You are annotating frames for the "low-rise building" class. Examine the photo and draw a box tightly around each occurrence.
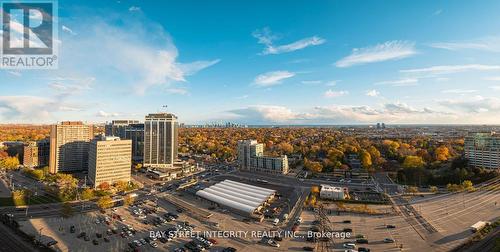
[465,132,500,170]
[237,140,289,174]
[319,185,348,200]
[23,139,49,168]
[88,136,132,188]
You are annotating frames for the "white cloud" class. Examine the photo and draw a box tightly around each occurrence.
[400,64,500,76]
[62,25,76,35]
[165,88,189,95]
[335,40,416,67]
[439,96,500,113]
[433,9,443,16]
[374,78,418,86]
[225,102,455,124]
[483,76,500,81]
[429,37,500,52]
[7,71,21,77]
[324,89,349,98]
[490,86,500,91]
[129,6,141,12]
[96,110,120,117]
[228,105,306,123]
[366,89,380,97]
[325,80,339,86]
[254,71,295,86]
[252,27,325,55]
[61,19,219,95]
[301,80,322,85]
[0,95,79,122]
[441,89,477,94]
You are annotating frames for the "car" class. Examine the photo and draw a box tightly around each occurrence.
[150,241,158,248]
[104,237,110,243]
[383,238,395,243]
[70,225,76,233]
[355,234,365,239]
[356,239,368,244]
[84,235,90,241]
[208,238,217,245]
[176,208,184,213]
[77,232,86,238]
[343,220,352,223]
[222,247,237,252]
[296,217,303,223]
[310,226,320,232]
[106,229,113,235]
[343,243,356,249]
[268,239,280,247]
[312,220,321,225]
[174,248,186,252]
[92,239,99,245]
[96,233,103,238]
[140,238,147,245]
[303,247,315,251]
[128,242,136,249]
[343,228,353,232]
[386,225,396,229]
[46,241,58,246]
[358,247,370,252]
[111,227,118,234]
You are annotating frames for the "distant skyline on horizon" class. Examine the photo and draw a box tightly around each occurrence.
[2,0,500,125]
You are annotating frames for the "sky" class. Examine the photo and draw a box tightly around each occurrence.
[2,0,500,125]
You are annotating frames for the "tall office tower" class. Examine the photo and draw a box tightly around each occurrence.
[125,123,144,162]
[465,132,500,170]
[88,136,132,188]
[237,140,288,175]
[144,113,178,170]
[49,121,94,174]
[23,139,50,168]
[105,120,140,139]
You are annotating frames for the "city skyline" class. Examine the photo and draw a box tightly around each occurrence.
[2,0,500,125]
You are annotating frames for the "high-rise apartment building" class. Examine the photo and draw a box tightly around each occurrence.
[105,120,140,139]
[465,132,500,170]
[237,140,289,174]
[144,113,178,170]
[125,123,144,162]
[23,139,50,168]
[88,136,132,188]
[49,121,94,173]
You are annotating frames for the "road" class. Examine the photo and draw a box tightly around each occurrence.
[0,222,37,252]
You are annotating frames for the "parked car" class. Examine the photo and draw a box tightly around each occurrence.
[386,225,396,229]
[92,239,99,245]
[70,225,75,233]
[303,246,314,251]
[356,238,369,244]
[77,232,86,238]
[343,220,351,223]
[358,247,370,252]
[343,243,356,249]
[383,238,395,243]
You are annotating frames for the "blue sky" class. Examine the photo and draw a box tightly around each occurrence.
[2,0,500,124]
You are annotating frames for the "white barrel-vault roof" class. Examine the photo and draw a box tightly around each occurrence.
[195,180,275,214]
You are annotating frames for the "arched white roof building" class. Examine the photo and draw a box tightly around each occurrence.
[196,179,276,214]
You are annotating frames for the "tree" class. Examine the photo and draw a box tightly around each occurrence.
[98,182,111,191]
[430,186,438,193]
[0,156,20,170]
[278,142,294,154]
[114,181,128,192]
[123,194,135,206]
[403,156,426,169]
[360,150,372,169]
[304,159,323,173]
[435,146,450,161]
[407,186,419,194]
[462,180,474,191]
[80,188,94,200]
[61,202,74,218]
[97,196,114,209]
